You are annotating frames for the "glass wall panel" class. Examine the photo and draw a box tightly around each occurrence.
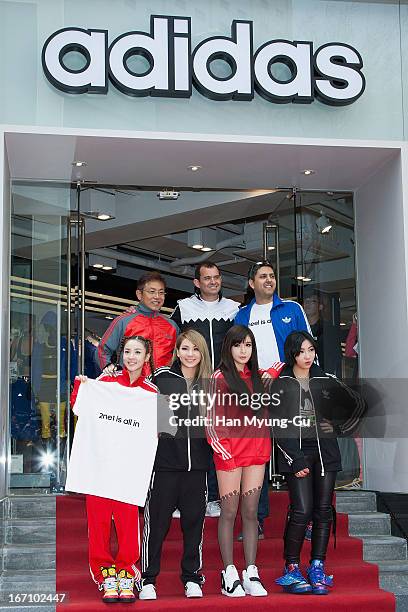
[9,181,74,493]
[297,191,361,487]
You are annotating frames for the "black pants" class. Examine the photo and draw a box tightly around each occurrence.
[142,470,207,585]
[284,453,337,564]
[207,454,219,502]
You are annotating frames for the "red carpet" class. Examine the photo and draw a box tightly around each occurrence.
[57,492,395,611]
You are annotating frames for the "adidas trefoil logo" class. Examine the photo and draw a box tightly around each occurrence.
[282,317,291,323]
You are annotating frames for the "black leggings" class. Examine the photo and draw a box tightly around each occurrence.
[284,454,337,564]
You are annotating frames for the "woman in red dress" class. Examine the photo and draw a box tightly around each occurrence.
[207,325,282,598]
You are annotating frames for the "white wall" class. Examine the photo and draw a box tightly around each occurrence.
[355,149,408,492]
[0,133,11,499]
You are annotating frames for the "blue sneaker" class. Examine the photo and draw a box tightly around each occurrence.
[276,564,312,594]
[307,559,333,595]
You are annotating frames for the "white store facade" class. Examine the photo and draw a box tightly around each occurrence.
[1,0,408,497]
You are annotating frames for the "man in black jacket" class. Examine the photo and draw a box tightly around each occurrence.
[171,262,239,369]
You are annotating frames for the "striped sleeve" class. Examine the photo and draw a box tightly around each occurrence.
[205,370,233,462]
[96,314,128,369]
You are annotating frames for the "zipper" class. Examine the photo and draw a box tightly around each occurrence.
[186,380,195,472]
[309,391,325,476]
[209,319,214,369]
[282,374,327,476]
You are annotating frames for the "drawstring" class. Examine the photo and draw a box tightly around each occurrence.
[316,433,325,476]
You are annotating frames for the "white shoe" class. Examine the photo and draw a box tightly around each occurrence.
[206,501,221,517]
[185,582,203,598]
[139,584,157,600]
[242,565,268,596]
[172,508,181,518]
[221,565,246,597]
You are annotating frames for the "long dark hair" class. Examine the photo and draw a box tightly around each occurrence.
[219,325,264,397]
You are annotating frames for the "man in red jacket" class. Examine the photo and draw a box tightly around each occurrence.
[96,271,179,373]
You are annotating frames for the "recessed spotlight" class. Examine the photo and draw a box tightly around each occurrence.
[340,322,347,326]
[316,212,332,234]
[201,246,212,252]
[296,275,312,282]
[302,169,315,176]
[105,315,114,320]
[192,243,204,250]
[92,263,104,269]
[188,165,202,172]
[102,265,113,271]
[267,246,275,251]
[72,161,87,167]
[97,213,113,221]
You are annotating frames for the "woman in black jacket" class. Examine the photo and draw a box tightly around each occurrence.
[140,329,212,601]
[274,331,365,596]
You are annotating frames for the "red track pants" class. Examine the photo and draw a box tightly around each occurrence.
[86,495,140,585]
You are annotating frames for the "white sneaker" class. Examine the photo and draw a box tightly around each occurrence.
[206,501,221,517]
[139,583,157,600]
[221,565,246,597]
[242,565,268,596]
[172,508,181,518]
[185,582,203,598]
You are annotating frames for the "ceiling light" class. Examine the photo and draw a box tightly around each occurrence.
[188,165,202,172]
[188,228,217,251]
[267,246,275,251]
[296,275,312,282]
[105,315,114,320]
[302,169,315,176]
[316,212,332,234]
[340,322,346,326]
[89,253,117,272]
[97,213,113,221]
[72,161,87,167]
[89,275,97,281]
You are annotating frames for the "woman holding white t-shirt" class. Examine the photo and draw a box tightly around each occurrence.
[70,335,157,604]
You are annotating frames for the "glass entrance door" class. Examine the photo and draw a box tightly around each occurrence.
[9,180,84,493]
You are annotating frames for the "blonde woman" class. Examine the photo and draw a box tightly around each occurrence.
[140,330,212,600]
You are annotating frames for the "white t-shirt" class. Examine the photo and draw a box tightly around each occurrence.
[248,302,279,368]
[200,298,220,310]
[65,379,158,505]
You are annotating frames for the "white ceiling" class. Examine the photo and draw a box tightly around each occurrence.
[5,132,398,192]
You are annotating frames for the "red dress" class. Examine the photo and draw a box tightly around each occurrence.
[207,364,283,471]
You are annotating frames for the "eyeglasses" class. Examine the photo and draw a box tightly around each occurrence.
[247,260,274,279]
[143,289,166,297]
